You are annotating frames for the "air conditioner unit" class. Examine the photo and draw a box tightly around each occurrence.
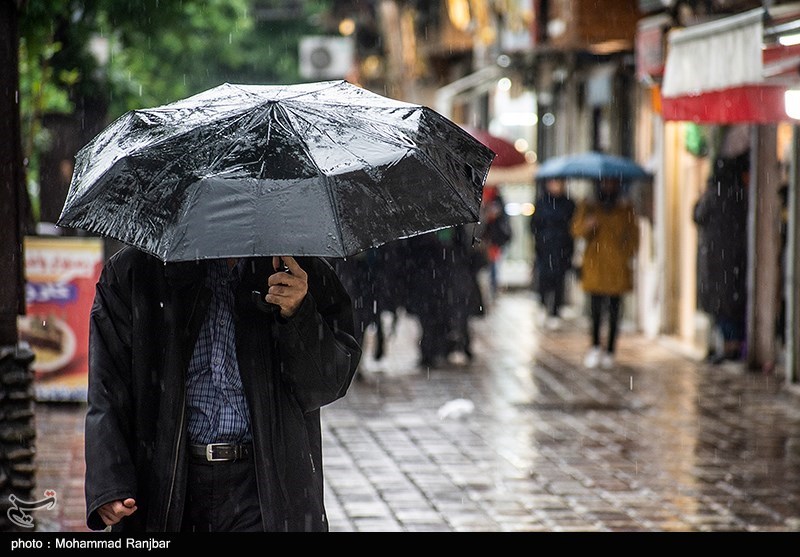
[299,36,355,80]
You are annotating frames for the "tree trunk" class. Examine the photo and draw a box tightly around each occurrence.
[0,0,38,532]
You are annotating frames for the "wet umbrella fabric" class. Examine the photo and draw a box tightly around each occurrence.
[535,151,650,181]
[57,81,494,262]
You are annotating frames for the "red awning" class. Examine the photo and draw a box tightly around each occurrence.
[660,84,788,123]
[661,8,800,123]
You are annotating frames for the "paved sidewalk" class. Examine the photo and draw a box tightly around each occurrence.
[30,291,800,532]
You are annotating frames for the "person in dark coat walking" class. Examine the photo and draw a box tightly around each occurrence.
[530,178,575,329]
[402,227,483,368]
[693,154,749,364]
[84,247,361,532]
[332,248,388,377]
[440,224,485,362]
[403,231,450,367]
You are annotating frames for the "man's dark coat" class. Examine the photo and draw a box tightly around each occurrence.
[85,247,361,531]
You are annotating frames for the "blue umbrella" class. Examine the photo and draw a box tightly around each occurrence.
[535,151,650,181]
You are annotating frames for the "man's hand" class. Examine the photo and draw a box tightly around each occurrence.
[98,498,137,526]
[267,256,308,318]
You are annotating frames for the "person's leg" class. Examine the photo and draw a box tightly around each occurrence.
[590,294,603,348]
[585,294,604,368]
[418,313,437,366]
[715,317,744,361]
[489,260,499,298]
[213,454,263,532]
[373,316,385,361]
[729,318,745,357]
[552,271,566,317]
[606,296,622,354]
[182,460,213,532]
[538,269,549,307]
[419,306,448,367]
[540,288,550,312]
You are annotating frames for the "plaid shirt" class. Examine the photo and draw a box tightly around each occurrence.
[186,259,252,444]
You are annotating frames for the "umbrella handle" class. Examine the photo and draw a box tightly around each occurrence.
[274,257,290,273]
[251,290,281,314]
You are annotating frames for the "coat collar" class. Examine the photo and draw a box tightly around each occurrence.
[163,259,207,289]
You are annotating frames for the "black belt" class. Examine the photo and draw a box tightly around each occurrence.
[189,442,253,462]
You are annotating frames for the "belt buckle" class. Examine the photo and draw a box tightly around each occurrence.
[206,443,236,462]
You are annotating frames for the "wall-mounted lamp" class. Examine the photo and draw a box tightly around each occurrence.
[785,89,800,119]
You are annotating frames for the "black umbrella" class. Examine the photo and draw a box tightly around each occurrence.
[57,81,494,262]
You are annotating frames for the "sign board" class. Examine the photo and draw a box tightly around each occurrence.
[18,236,104,402]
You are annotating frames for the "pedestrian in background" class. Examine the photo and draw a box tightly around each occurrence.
[404,231,450,368]
[571,178,639,369]
[479,185,512,303]
[332,247,388,380]
[693,154,749,364]
[441,224,485,363]
[530,178,575,330]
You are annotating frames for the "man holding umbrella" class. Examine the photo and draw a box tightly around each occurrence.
[86,250,360,532]
[60,81,493,532]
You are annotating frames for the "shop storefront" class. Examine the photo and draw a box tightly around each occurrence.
[638,7,800,383]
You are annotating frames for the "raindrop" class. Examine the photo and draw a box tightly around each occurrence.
[629,376,633,390]
[159,302,164,308]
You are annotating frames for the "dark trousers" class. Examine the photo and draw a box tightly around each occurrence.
[181,453,263,532]
[418,310,449,365]
[716,316,745,343]
[538,270,567,317]
[590,294,622,354]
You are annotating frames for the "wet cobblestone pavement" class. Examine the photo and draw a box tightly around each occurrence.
[31,291,800,532]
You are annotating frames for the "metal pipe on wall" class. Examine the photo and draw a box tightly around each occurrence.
[786,126,800,384]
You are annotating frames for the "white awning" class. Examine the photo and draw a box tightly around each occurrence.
[662,8,765,98]
[660,7,795,123]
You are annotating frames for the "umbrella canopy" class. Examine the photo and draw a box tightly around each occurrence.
[57,81,494,262]
[463,127,527,168]
[534,151,650,182]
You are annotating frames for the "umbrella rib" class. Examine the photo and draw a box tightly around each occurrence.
[273,103,348,257]
[281,106,442,249]
[412,111,489,222]
[286,105,487,226]
[283,103,415,150]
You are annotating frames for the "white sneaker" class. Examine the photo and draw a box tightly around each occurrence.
[600,352,615,369]
[545,316,562,331]
[536,313,547,327]
[583,347,602,369]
